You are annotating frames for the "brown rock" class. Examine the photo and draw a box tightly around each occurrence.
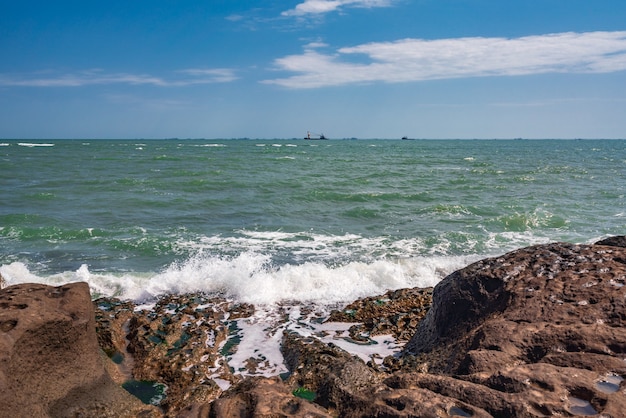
[94,293,256,416]
[387,361,626,417]
[399,241,626,417]
[328,287,432,342]
[404,242,626,368]
[207,376,332,418]
[281,331,493,418]
[0,282,159,417]
[595,235,626,248]
[281,330,381,412]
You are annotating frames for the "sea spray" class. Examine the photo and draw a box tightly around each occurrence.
[0,251,474,305]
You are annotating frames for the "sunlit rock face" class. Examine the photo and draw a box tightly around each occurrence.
[0,282,159,417]
[400,239,626,417]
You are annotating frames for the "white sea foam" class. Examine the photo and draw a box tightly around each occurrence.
[0,250,472,305]
[0,227,554,305]
[190,230,436,263]
[17,143,54,147]
[226,313,289,377]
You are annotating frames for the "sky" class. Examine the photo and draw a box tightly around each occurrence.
[1,0,626,139]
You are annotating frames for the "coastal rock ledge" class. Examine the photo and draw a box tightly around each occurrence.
[1,237,625,417]
[0,282,160,417]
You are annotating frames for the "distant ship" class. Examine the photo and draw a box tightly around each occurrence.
[305,131,327,140]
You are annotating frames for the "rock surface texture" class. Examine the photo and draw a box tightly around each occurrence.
[94,294,259,416]
[399,240,626,417]
[1,237,625,417]
[0,282,159,418]
[327,287,433,343]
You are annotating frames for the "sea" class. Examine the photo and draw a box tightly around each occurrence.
[1,138,625,377]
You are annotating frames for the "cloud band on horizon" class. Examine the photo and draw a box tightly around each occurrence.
[263,31,626,88]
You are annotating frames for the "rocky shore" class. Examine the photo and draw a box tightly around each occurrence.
[1,237,625,417]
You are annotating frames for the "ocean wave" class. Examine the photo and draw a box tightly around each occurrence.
[17,143,55,147]
[0,251,475,305]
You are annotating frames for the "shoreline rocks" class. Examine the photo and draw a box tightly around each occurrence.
[327,287,433,343]
[1,236,625,417]
[0,282,159,417]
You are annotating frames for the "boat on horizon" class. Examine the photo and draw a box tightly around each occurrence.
[305,131,327,140]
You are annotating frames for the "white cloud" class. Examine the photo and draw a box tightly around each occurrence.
[0,68,237,87]
[176,68,238,83]
[225,14,245,22]
[304,41,329,49]
[263,31,626,88]
[282,0,393,17]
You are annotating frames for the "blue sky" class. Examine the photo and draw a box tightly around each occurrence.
[1,0,626,139]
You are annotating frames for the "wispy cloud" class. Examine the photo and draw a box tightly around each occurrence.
[263,31,626,88]
[0,68,238,87]
[176,68,238,83]
[225,14,245,22]
[282,0,393,17]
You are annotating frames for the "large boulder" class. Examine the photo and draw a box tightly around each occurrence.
[400,240,626,416]
[0,282,159,417]
[595,235,626,247]
[403,241,626,371]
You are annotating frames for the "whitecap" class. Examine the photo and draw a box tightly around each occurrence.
[18,143,54,147]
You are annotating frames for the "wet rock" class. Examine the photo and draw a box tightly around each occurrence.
[206,376,332,418]
[595,235,626,248]
[0,282,159,417]
[328,287,432,342]
[282,331,493,418]
[94,293,256,416]
[281,330,381,413]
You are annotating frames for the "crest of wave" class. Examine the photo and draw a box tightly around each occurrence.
[133,251,469,305]
[1,252,475,305]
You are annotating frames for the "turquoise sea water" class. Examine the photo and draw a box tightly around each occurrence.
[1,139,624,304]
